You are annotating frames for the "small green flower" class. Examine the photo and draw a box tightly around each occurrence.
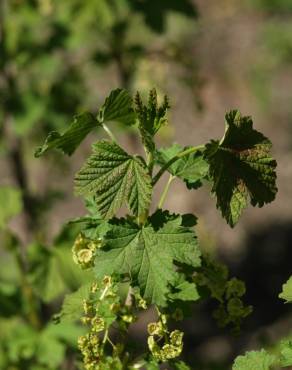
[78,335,88,348]
[81,316,91,325]
[91,282,99,293]
[91,316,105,332]
[72,233,99,269]
[83,299,94,315]
[170,330,183,347]
[147,321,163,336]
[137,296,147,310]
[148,335,161,359]
[78,248,93,263]
[148,329,184,362]
[121,314,135,323]
[161,343,181,361]
[102,275,113,287]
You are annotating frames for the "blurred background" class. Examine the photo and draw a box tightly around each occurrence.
[1,0,292,369]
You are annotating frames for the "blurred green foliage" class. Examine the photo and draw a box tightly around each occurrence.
[0,0,199,142]
[249,0,292,12]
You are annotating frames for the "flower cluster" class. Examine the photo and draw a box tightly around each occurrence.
[72,233,102,269]
[77,277,139,369]
[213,278,253,333]
[147,317,184,362]
[78,332,101,370]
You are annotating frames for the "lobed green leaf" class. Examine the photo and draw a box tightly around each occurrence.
[34,112,98,157]
[232,350,277,370]
[204,110,277,227]
[94,211,201,306]
[98,88,136,126]
[34,89,135,158]
[74,140,152,219]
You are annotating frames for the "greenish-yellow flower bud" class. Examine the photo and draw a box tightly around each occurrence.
[121,314,135,323]
[170,330,183,347]
[147,321,163,336]
[91,316,105,332]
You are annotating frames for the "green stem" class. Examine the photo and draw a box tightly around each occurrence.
[158,175,174,209]
[152,145,205,186]
[102,329,116,349]
[146,151,154,177]
[100,285,110,300]
[102,123,117,142]
[137,147,154,225]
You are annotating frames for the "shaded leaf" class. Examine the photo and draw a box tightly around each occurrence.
[155,143,209,189]
[204,110,277,227]
[168,278,200,302]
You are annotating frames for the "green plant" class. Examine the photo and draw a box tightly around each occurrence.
[232,276,292,370]
[0,0,200,236]
[36,88,277,369]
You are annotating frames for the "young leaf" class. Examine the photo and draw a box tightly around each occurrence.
[204,110,277,227]
[279,276,292,303]
[34,112,98,157]
[35,89,135,158]
[94,211,201,306]
[155,144,209,189]
[135,89,169,153]
[98,88,136,126]
[74,140,152,219]
[232,350,277,370]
